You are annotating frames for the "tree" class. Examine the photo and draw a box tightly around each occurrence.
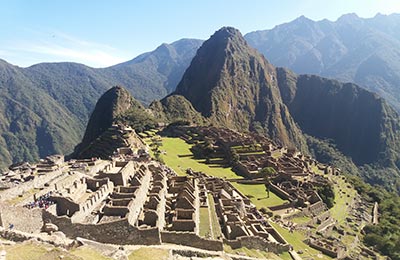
[258,167,276,177]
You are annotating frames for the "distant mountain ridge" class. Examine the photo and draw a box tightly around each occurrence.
[0,39,202,167]
[245,13,400,112]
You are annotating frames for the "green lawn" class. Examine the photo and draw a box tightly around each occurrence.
[208,193,222,239]
[128,248,169,260]
[231,183,287,209]
[3,242,82,260]
[269,222,332,260]
[148,137,241,179]
[329,175,356,224]
[199,207,211,238]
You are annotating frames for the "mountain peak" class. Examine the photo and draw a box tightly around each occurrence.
[199,27,248,51]
[294,15,313,23]
[337,13,361,23]
[73,85,141,156]
[214,26,242,37]
[173,27,308,151]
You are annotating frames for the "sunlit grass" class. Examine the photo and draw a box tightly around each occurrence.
[199,207,211,238]
[269,222,332,260]
[128,247,169,260]
[231,183,287,209]
[208,193,222,239]
[147,137,241,179]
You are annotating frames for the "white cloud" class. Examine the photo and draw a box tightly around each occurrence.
[1,30,128,67]
[27,43,126,67]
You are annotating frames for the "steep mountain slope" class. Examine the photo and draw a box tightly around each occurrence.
[277,67,400,166]
[0,60,82,167]
[0,39,201,167]
[73,86,155,158]
[245,13,400,112]
[149,95,205,124]
[172,27,308,152]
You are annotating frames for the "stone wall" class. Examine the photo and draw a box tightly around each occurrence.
[268,202,294,211]
[269,183,291,201]
[97,161,135,186]
[72,181,114,222]
[224,236,290,254]
[0,204,43,233]
[306,201,326,216]
[160,231,223,251]
[309,241,337,258]
[43,210,160,245]
[127,167,151,225]
[0,169,63,201]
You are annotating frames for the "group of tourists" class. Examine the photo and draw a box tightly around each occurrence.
[24,191,55,209]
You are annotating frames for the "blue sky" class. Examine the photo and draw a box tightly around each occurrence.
[1,0,399,67]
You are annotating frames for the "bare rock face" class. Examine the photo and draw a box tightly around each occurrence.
[42,222,58,234]
[173,27,308,152]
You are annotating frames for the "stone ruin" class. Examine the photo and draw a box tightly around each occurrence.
[0,143,291,254]
[169,126,334,217]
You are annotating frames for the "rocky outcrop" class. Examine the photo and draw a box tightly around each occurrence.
[73,86,154,158]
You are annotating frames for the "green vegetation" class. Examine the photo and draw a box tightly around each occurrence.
[199,207,211,238]
[128,247,169,260]
[116,105,157,133]
[208,193,222,239]
[258,166,276,178]
[348,176,400,260]
[306,135,359,177]
[3,241,87,260]
[315,184,335,208]
[0,39,202,168]
[269,222,332,260]
[147,137,240,178]
[149,95,205,125]
[4,243,49,260]
[231,183,286,208]
[329,176,356,223]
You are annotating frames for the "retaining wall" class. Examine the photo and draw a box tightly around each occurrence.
[161,231,223,251]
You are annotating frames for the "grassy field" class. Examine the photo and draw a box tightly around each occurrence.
[231,183,287,209]
[199,207,211,238]
[329,175,356,224]
[269,222,332,260]
[128,247,169,260]
[1,242,109,260]
[208,193,222,239]
[146,137,241,179]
